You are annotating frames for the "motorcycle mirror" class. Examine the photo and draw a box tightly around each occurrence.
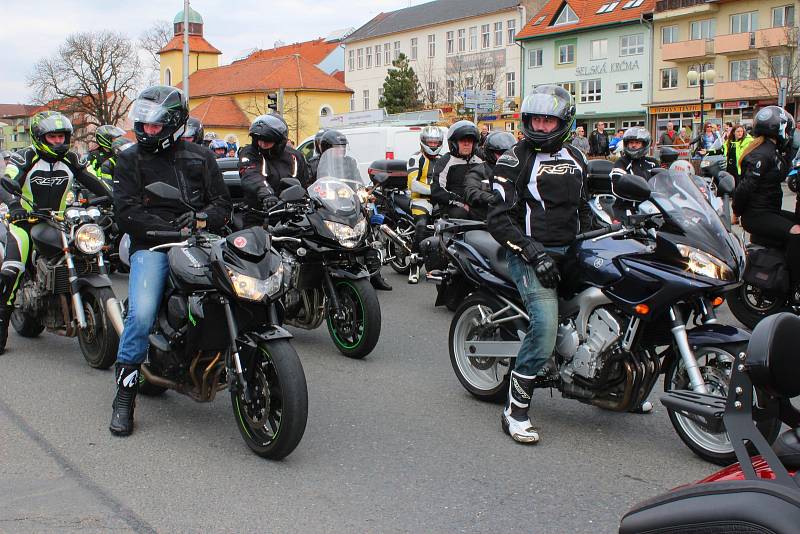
[612,174,651,203]
[145,182,182,201]
[717,172,736,195]
[279,185,306,202]
[1,177,21,196]
[280,177,302,189]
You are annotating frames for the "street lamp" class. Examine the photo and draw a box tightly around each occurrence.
[687,65,716,136]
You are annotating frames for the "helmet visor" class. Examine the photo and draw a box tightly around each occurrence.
[129,99,173,125]
[35,114,73,135]
[521,92,571,119]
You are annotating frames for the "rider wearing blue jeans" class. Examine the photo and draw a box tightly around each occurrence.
[110,86,230,436]
[488,85,590,444]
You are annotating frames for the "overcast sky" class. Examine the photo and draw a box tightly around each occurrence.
[2,0,428,104]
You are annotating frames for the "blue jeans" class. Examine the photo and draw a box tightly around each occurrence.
[505,247,565,377]
[116,250,170,365]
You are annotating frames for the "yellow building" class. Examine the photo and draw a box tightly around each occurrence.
[158,6,353,145]
[650,0,796,138]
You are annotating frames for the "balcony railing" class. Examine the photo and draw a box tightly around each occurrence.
[655,0,711,13]
[714,79,773,100]
[662,39,714,61]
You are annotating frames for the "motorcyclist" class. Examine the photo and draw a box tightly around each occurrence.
[463,131,516,221]
[406,126,444,284]
[487,85,590,444]
[87,124,126,187]
[238,113,309,229]
[109,85,231,436]
[610,127,658,181]
[0,111,111,354]
[182,117,204,144]
[734,106,799,299]
[202,131,217,148]
[0,150,12,175]
[210,139,228,159]
[307,129,327,181]
[430,120,483,218]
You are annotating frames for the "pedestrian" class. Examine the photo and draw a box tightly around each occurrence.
[608,129,624,153]
[516,130,524,141]
[570,125,590,154]
[658,121,678,147]
[692,123,723,158]
[588,121,610,157]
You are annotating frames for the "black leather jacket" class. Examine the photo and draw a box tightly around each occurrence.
[430,152,482,206]
[239,144,309,227]
[733,140,789,216]
[113,140,231,254]
[463,161,497,220]
[610,155,659,180]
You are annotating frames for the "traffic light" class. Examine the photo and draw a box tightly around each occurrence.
[267,92,278,112]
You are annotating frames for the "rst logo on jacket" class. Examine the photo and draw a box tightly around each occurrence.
[28,172,70,186]
[536,162,581,177]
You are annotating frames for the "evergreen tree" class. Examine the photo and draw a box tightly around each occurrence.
[379,54,421,114]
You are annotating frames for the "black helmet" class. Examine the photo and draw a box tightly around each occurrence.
[447,120,479,159]
[483,131,516,165]
[319,129,348,154]
[249,113,288,159]
[313,129,328,155]
[658,146,679,166]
[622,127,651,160]
[183,117,204,144]
[30,111,73,159]
[129,85,188,153]
[95,124,126,155]
[753,106,796,150]
[420,126,444,157]
[520,85,575,153]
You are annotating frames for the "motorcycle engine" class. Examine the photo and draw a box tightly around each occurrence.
[556,308,622,381]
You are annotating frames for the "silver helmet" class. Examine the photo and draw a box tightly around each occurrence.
[420,126,444,157]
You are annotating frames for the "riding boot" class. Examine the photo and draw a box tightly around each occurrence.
[109,363,140,436]
[370,271,392,291]
[408,264,420,284]
[501,371,540,444]
[0,305,12,355]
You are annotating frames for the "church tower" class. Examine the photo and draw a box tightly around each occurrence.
[158,6,221,87]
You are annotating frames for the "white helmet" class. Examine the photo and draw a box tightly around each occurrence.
[420,126,444,157]
[669,160,695,175]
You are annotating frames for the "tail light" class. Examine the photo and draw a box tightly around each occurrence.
[385,151,394,160]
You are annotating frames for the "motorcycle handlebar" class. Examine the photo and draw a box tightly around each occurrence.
[146,230,186,239]
[575,223,623,241]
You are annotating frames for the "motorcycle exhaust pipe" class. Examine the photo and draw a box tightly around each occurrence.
[141,365,177,391]
[106,297,125,336]
[379,224,413,254]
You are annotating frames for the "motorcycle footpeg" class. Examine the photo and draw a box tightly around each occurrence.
[148,333,171,352]
[426,269,446,282]
[660,390,726,433]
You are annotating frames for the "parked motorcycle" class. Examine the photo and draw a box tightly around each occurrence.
[1,178,123,369]
[367,159,417,274]
[132,182,308,460]
[431,171,774,465]
[621,312,800,533]
[270,151,382,359]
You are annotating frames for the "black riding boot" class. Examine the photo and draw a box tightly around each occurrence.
[110,363,140,436]
[370,271,393,291]
[0,305,13,355]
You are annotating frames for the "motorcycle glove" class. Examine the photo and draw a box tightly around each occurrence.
[8,206,28,222]
[531,252,560,289]
[262,196,280,211]
[173,211,195,229]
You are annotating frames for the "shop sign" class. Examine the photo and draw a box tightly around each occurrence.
[500,113,520,119]
[716,101,749,109]
[479,115,498,121]
[575,59,639,77]
[650,103,712,113]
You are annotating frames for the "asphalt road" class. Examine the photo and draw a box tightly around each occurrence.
[0,268,747,534]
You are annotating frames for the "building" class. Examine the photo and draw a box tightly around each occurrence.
[158,6,353,145]
[0,105,38,152]
[516,0,655,134]
[235,32,352,76]
[343,0,546,132]
[650,0,797,140]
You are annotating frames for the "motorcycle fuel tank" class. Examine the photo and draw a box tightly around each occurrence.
[168,246,212,290]
[565,236,650,287]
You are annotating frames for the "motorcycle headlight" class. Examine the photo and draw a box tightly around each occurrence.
[677,244,734,281]
[228,263,284,302]
[74,224,105,254]
[324,217,367,248]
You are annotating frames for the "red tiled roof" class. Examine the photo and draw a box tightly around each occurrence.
[238,38,338,66]
[517,0,654,39]
[331,70,345,83]
[159,34,221,54]
[190,96,250,128]
[0,104,37,118]
[179,55,353,97]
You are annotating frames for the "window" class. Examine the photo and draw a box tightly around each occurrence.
[428,34,435,57]
[622,120,645,128]
[427,81,437,103]
[690,19,715,40]
[772,5,794,27]
[730,58,759,81]
[366,46,372,68]
[446,31,454,54]
[410,38,417,60]
[616,82,629,92]
[558,43,575,64]
[631,81,643,91]
[378,87,384,101]
[482,24,490,48]
[375,46,381,67]
[446,79,455,102]
[458,29,466,52]
[661,67,678,89]
[393,41,400,60]
[384,43,391,65]
[164,68,172,86]
[484,74,494,91]
[350,94,355,111]
[590,39,608,60]
[507,19,516,43]
[730,11,758,34]
[771,54,790,77]
[363,89,369,110]
[465,76,474,91]
[688,63,715,87]
[494,22,503,46]
[469,26,477,51]
[320,106,332,118]
[357,48,363,69]
[557,81,576,99]
[506,72,516,97]
[620,33,644,56]
[580,79,601,102]
[596,2,620,13]
[554,4,579,25]
[529,48,543,67]
[662,25,678,45]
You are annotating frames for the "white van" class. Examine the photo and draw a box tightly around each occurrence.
[297,125,448,185]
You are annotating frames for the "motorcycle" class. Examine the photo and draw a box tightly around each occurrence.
[270,150,382,359]
[131,182,308,460]
[0,177,123,369]
[431,171,779,465]
[621,312,800,533]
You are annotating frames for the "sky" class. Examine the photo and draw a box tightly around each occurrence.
[1,0,429,104]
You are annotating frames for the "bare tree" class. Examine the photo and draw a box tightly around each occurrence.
[415,56,446,108]
[446,52,505,109]
[139,20,172,86]
[242,92,309,144]
[28,31,141,143]
[756,25,800,108]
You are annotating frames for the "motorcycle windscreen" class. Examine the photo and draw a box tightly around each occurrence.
[307,177,360,219]
[316,149,364,192]
[649,170,738,268]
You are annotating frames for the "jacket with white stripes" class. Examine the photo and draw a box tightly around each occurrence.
[429,152,482,207]
[487,140,590,260]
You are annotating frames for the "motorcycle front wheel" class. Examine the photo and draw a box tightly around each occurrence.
[726,284,787,330]
[326,278,381,359]
[78,286,119,369]
[664,342,781,466]
[231,339,308,460]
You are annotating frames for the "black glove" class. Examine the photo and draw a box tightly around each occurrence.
[174,211,195,229]
[8,204,27,221]
[531,252,560,289]
[262,196,280,211]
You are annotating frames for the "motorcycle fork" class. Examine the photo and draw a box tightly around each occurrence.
[221,297,251,403]
[61,231,87,329]
[321,268,342,318]
[669,305,709,394]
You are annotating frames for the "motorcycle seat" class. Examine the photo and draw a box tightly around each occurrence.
[773,428,800,470]
[463,230,512,282]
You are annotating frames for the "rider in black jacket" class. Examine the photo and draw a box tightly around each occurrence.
[463,131,516,220]
[430,120,482,218]
[610,127,658,180]
[110,86,231,437]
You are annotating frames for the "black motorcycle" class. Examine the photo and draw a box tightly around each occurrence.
[429,172,779,465]
[1,178,122,369]
[270,151,382,359]
[367,159,417,274]
[133,182,308,460]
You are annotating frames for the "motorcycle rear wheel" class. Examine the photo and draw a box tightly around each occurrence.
[726,284,787,330]
[231,339,308,460]
[78,286,119,369]
[11,309,44,338]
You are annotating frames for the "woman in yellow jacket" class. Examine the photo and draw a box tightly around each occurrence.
[724,123,753,224]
